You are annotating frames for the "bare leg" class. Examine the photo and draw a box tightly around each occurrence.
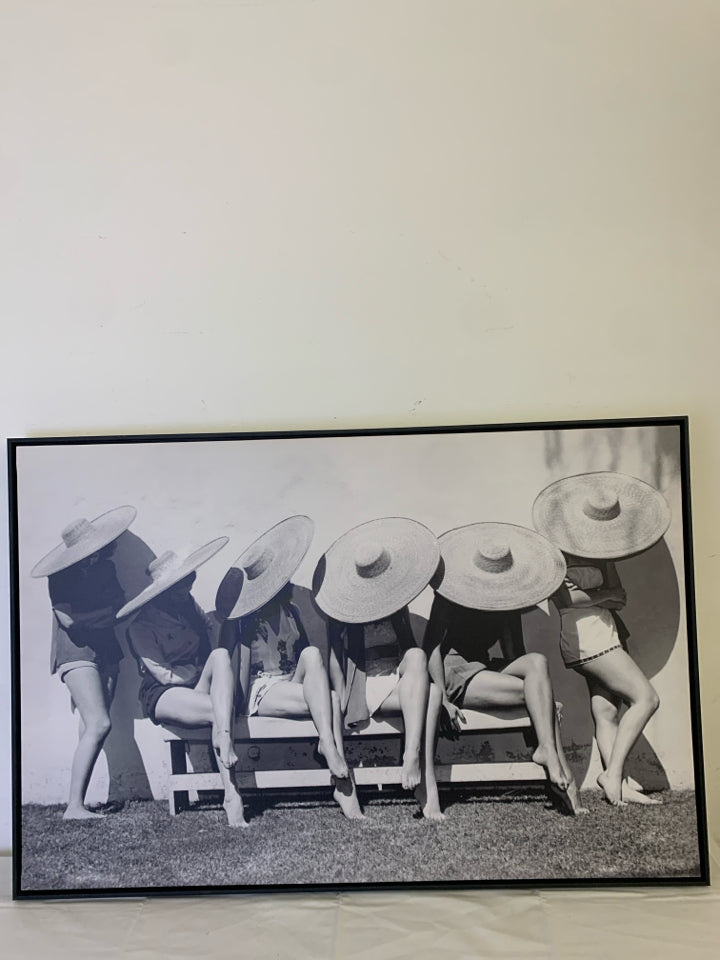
[195,648,237,769]
[330,690,365,820]
[258,647,348,779]
[414,683,445,820]
[155,682,248,828]
[462,654,569,791]
[586,676,660,805]
[553,711,588,815]
[62,665,113,819]
[380,648,429,790]
[578,649,660,806]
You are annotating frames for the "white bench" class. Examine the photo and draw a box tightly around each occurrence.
[160,708,546,816]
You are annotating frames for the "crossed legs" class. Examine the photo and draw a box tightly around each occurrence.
[258,646,348,780]
[379,648,444,819]
[460,653,586,815]
[154,648,248,827]
[579,648,660,806]
[62,664,116,819]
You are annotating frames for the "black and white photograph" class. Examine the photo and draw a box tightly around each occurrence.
[9,418,708,897]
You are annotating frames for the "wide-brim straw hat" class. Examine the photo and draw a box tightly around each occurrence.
[434,522,567,611]
[532,471,671,560]
[314,517,441,624]
[31,506,138,578]
[214,516,314,620]
[116,537,229,618]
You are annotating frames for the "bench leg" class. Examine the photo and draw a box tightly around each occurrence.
[168,740,191,816]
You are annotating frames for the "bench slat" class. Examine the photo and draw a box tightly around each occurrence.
[168,760,545,793]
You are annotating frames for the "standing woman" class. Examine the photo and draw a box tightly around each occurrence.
[423,522,586,816]
[118,537,249,827]
[534,471,671,806]
[215,517,358,817]
[314,517,445,820]
[31,506,137,820]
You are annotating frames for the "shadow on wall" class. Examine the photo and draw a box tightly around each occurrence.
[104,530,157,804]
[543,424,680,492]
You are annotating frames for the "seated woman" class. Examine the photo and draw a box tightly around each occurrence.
[424,522,586,816]
[32,506,137,820]
[534,472,669,806]
[315,517,445,820]
[215,516,361,820]
[118,537,249,828]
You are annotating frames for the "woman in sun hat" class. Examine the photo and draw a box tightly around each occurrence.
[534,471,671,807]
[118,537,248,828]
[31,506,137,820]
[215,517,361,818]
[315,517,445,821]
[423,522,587,816]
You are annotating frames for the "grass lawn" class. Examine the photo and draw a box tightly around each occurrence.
[20,788,701,893]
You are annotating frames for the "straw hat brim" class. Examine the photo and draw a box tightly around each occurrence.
[116,537,229,619]
[314,517,441,624]
[434,522,567,612]
[216,516,314,620]
[532,472,671,560]
[31,506,138,578]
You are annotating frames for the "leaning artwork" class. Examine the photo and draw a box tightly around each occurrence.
[8,418,708,898]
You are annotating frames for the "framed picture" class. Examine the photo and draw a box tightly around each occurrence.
[9,417,709,899]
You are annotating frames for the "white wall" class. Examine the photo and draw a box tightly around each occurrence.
[2,1,719,858]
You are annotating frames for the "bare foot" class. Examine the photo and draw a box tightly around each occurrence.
[533,745,570,791]
[63,805,105,820]
[626,776,644,792]
[317,738,349,780]
[622,782,661,805]
[212,728,238,769]
[597,770,626,807]
[548,779,588,816]
[332,776,366,820]
[223,793,250,828]
[414,781,446,821]
[401,751,422,791]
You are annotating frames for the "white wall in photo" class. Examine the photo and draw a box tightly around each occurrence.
[15,426,693,805]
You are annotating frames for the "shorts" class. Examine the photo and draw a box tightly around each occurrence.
[53,624,122,677]
[139,674,196,725]
[365,669,400,717]
[559,608,629,668]
[245,673,292,717]
[58,658,119,684]
[444,652,515,705]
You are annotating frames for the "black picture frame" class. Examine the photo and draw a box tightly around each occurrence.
[8,416,709,899]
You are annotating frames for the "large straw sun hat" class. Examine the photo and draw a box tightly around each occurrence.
[214,516,314,620]
[532,471,671,560]
[116,537,229,618]
[31,506,137,578]
[313,517,440,624]
[434,522,567,611]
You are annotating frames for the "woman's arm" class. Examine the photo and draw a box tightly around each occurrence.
[558,580,626,609]
[127,622,200,686]
[52,603,116,631]
[423,599,465,732]
[327,619,346,698]
[236,631,252,715]
[390,605,419,653]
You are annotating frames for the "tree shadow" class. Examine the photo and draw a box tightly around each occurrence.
[104,530,157,803]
